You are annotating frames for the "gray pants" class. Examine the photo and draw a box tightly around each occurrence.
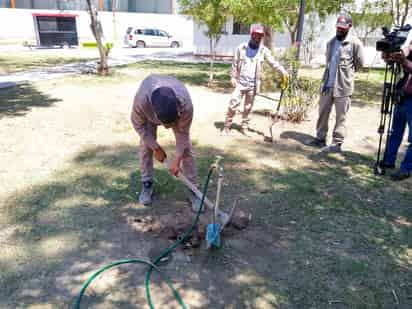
[316,91,351,144]
[139,123,198,186]
[224,84,255,129]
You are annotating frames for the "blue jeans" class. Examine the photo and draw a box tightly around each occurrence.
[384,97,412,173]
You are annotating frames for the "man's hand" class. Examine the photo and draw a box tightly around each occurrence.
[169,156,183,177]
[382,51,405,64]
[153,146,167,162]
[382,52,394,64]
[392,51,406,63]
[231,78,238,88]
[280,72,289,90]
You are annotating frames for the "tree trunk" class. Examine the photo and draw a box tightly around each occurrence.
[290,29,296,47]
[209,37,214,83]
[263,26,273,49]
[401,0,410,26]
[86,0,109,75]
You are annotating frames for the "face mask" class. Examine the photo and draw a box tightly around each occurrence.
[248,39,259,49]
[336,30,348,41]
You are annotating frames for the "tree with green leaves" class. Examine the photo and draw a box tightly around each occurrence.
[227,0,352,47]
[350,1,393,45]
[302,12,323,64]
[227,0,284,48]
[389,0,411,26]
[179,0,230,82]
[350,0,412,47]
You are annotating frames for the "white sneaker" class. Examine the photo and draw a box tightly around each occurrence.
[320,143,342,153]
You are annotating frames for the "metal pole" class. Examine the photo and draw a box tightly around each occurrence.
[112,0,117,45]
[295,0,306,60]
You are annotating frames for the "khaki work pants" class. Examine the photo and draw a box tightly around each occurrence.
[224,84,255,130]
[316,91,351,144]
[139,123,198,186]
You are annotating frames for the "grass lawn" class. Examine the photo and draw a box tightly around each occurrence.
[0,61,410,308]
[0,53,98,75]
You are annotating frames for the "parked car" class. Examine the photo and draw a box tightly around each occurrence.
[124,27,182,48]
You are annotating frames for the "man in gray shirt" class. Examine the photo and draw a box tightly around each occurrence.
[308,14,365,152]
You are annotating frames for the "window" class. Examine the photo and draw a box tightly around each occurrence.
[57,17,77,32]
[233,21,250,35]
[57,0,78,10]
[37,18,58,32]
[0,0,11,8]
[134,29,143,35]
[36,16,77,32]
[143,29,156,36]
[35,16,78,46]
[158,30,168,37]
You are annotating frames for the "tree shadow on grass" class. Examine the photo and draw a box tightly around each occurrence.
[0,83,61,119]
[0,139,411,308]
[280,130,314,145]
[130,60,233,93]
[352,77,384,108]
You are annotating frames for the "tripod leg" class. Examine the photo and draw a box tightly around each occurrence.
[375,64,392,175]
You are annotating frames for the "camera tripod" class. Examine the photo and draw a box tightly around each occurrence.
[374,62,402,175]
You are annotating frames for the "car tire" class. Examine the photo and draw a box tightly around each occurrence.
[170,41,180,48]
[136,40,146,48]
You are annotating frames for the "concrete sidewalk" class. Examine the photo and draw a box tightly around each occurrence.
[0,47,218,89]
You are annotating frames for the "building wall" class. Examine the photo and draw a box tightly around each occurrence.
[305,14,387,67]
[135,0,170,14]
[1,0,175,13]
[194,18,291,56]
[0,6,392,66]
[0,8,194,48]
[13,0,94,10]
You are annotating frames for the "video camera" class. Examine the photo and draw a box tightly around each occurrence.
[376,24,412,53]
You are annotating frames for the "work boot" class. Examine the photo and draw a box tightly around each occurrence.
[139,181,153,205]
[391,169,411,181]
[188,192,204,213]
[320,143,342,153]
[306,138,326,148]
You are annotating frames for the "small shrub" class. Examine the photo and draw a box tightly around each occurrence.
[81,41,113,55]
[261,48,320,123]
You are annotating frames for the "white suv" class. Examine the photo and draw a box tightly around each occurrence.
[124,27,182,48]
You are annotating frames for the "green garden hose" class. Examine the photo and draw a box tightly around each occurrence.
[74,167,214,309]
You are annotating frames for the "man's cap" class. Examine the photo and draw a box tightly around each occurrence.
[151,87,178,124]
[251,25,265,36]
[336,14,352,30]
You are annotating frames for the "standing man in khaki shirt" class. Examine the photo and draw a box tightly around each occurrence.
[308,14,365,152]
[131,74,201,210]
[223,25,289,136]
